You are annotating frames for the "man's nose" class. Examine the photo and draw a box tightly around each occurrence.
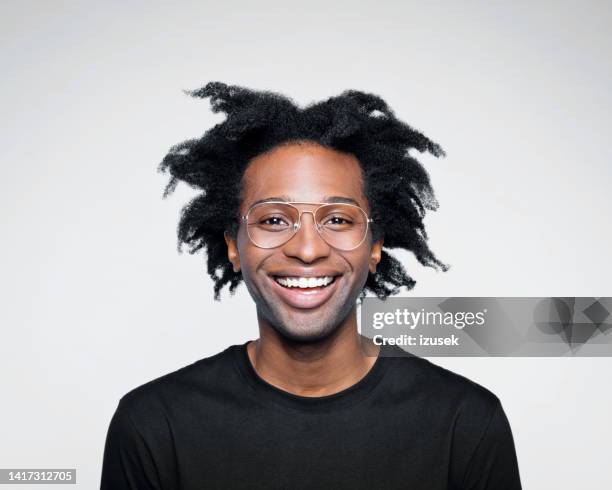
[282,211,330,262]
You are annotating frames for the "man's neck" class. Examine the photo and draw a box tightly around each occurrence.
[246,312,380,398]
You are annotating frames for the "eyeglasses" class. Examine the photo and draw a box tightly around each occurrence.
[241,201,374,251]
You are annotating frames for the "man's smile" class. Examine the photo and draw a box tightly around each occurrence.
[274,276,335,288]
[267,272,343,309]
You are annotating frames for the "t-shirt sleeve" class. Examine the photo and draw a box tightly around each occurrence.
[460,401,522,490]
[100,400,163,490]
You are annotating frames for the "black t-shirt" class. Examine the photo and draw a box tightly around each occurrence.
[100,342,522,489]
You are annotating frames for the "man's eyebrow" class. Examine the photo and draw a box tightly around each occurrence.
[323,196,362,206]
[248,195,362,207]
[249,196,292,207]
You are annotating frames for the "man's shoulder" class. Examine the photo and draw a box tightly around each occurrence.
[382,345,501,416]
[116,344,241,418]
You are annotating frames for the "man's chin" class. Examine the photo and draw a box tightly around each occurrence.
[269,312,342,343]
[270,318,339,344]
[256,292,357,343]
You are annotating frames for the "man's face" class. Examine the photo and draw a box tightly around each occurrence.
[224,142,384,342]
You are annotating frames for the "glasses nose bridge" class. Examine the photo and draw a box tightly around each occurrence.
[294,208,321,233]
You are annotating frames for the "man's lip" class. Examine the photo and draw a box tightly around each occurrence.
[268,270,343,278]
[268,274,341,309]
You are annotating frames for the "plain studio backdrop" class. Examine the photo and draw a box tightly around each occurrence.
[1,1,611,488]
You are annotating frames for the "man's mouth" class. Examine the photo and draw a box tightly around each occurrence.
[273,275,337,289]
[269,274,341,309]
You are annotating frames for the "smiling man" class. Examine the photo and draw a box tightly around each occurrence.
[101,82,522,489]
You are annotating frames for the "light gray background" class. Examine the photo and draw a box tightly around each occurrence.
[1,0,610,488]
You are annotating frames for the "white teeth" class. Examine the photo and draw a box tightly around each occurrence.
[275,276,335,288]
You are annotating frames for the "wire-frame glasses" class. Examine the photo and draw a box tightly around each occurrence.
[241,201,374,251]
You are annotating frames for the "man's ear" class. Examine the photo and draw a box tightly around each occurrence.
[224,231,241,273]
[369,238,384,274]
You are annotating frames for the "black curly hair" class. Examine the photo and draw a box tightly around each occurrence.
[157,81,449,301]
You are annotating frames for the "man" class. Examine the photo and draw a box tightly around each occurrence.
[101,82,522,489]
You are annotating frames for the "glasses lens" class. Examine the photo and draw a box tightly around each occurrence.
[315,204,369,250]
[247,203,299,248]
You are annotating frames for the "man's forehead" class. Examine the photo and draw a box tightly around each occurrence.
[240,143,368,210]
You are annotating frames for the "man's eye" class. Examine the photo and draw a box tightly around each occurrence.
[324,216,353,226]
[260,216,290,227]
